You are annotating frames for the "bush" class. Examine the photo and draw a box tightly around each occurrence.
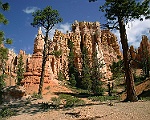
[91,80,104,95]
[110,60,124,79]
[52,50,62,58]
[88,95,119,102]
[92,85,104,96]
[134,75,146,85]
[32,92,42,99]
[40,100,61,110]
[139,97,150,101]
[40,102,52,110]
[59,94,72,100]
[0,107,16,118]
[51,97,61,108]
[69,74,76,87]
[0,74,6,104]
[58,94,85,108]
[80,77,92,90]
[64,97,85,108]
[58,71,65,81]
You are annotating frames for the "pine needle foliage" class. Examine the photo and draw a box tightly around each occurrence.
[0,0,12,104]
[99,0,150,102]
[16,55,24,85]
[31,6,62,95]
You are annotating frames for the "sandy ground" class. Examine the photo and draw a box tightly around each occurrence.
[6,101,150,120]
[3,78,150,120]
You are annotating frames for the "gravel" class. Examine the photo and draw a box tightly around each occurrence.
[7,101,150,120]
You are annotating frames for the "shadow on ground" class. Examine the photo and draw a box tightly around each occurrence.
[0,99,48,117]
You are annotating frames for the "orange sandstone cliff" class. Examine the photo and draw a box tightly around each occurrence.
[5,21,123,93]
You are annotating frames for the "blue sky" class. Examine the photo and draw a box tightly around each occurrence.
[1,0,150,54]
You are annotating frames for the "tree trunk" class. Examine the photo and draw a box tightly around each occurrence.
[118,18,138,102]
[146,49,149,77]
[38,32,49,95]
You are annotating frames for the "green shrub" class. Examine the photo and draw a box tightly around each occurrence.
[0,107,16,118]
[58,71,65,81]
[64,97,85,108]
[134,75,146,85]
[110,60,124,79]
[139,97,150,101]
[88,96,105,101]
[32,92,43,99]
[52,50,62,58]
[58,94,85,108]
[40,102,51,110]
[0,74,6,104]
[51,97,61,108]
[59,94,72,100]
[88,96,119,102]
[92,85,104,96]
[72,88,91,94]
[69,74,76,87]
[74,98,85,106]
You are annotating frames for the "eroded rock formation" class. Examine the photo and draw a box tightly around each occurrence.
[129,35,150,68]
[21,28,55,89]
[70,21,122,79]
[52,21,122,80]
[5,21,123,92]
[5,49,30,86]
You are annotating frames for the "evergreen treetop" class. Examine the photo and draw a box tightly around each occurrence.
[100,0,150,29]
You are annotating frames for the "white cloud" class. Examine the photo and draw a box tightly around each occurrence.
[112,18,150,49]
[41,23,71,40]
[23,7,39,14]
[57,23,71,33]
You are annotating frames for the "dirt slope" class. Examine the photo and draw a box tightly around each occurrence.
[7,101,150,120]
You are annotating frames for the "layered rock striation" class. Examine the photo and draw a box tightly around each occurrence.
[6,21,123,91]
[129,35,150,68]
[21,28,55,88]
[70,21,122,79]
[51,21,122,80]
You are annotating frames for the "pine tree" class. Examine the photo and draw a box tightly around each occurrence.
[31,6,62,95]
[68,40,79,87]
[0,1,11,75]
[80,47,92,90]
[110,60,124,79]
[99,0,150,102]
[91,52,104,95]
[0,0,12,103]
[69,74,76,87]
[16,55,24,85]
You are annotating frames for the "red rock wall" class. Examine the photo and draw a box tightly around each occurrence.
[7,21,123,89]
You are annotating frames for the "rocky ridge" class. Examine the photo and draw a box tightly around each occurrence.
[5,21,150,94]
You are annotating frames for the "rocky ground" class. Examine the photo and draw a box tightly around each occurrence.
[1,77,149,120]
[4,100,150,120]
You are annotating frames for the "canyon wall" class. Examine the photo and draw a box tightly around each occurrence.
[130,35,150,68]
[5,21,123,90]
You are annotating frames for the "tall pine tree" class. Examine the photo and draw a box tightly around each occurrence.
[16,55,24,85]
[99,0,150,102]
[80,46,92,90]
[0,0,12,103]
[68,40,79,87]
[91,52,104,95]
[31,6,62,95]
